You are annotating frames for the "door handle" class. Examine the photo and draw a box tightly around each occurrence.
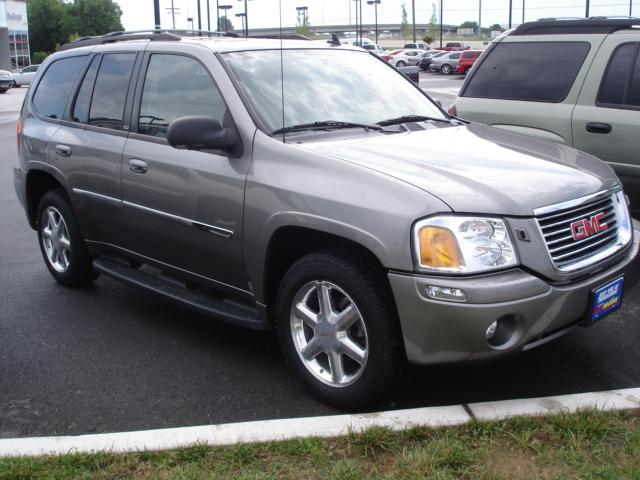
[55,144,72,157]
[129,159,148,174]
[586,122,612,134]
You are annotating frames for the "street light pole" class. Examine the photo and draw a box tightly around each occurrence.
[359,0,363,44]
[585,0,590,18]
[522,0,525,23]
[439,0,443,48]
[412,0,416,42]
[244,0,249,37]
[508,0,513,28]
[153,0,161,29]
[197,0,202,31]
[367,0,380,44]
[353,0,359,43]
[207,0,211,32]
[478,0,481,38]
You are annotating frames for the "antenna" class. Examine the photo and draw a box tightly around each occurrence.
[279,0,286,143]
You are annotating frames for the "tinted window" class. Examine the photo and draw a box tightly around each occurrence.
[88,53,136,130]
[72,56,100,124]
[138,54,227,138]
[450,53,461,59]
[463,42,590,102]
[33,56,86,120]
[598,43,640,107]
[628,48,640,106]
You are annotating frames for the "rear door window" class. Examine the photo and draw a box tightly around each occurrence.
[72,56,101,124]
[598,43,640,108]
[32,56,86,120]
[88,53,136,130]
[462,41,590,102]
[137,54,227,138]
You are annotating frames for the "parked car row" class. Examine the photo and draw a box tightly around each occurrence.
[0,64,40,93]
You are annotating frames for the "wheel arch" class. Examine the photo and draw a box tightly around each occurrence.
[25,169,67,229]
[261,225,390,314]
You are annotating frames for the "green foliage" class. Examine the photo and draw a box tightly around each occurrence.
[459,21,479,31]
[422,34,433,45]
[32,51,48,64]
[26,0,67,54]
[217,16,234,32]
[400,3,410,40]
[489,23,504,32]
[26,0,123,54]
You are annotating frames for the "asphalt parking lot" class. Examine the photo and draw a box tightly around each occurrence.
[1,78,639,439]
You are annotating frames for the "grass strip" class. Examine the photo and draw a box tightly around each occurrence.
[1,408,639,479]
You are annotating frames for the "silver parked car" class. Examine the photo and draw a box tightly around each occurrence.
[429,51,461,74]
[12,64,40,87]
[14,31,639,409]
[391,48,423,67]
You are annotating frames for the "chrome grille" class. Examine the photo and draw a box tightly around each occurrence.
[536,193,622,271]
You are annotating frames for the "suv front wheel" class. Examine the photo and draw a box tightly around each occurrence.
[441,64,452,75]
[37,189,99,287]
[276,250,403,409]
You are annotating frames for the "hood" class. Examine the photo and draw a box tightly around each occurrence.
[296,122,619,216]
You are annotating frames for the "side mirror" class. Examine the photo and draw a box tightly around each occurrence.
[167,116,240,154]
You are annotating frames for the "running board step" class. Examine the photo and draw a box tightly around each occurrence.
[92,257,266,330]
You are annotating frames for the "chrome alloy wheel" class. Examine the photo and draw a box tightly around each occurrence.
[290,280,369,388]
[41,206,71,273]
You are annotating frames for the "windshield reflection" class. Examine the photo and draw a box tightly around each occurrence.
[223,48,445,133]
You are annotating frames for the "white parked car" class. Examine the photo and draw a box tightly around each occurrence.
[12,64,40,87]
[390,49,423,67]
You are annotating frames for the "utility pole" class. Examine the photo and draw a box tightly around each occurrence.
[353,0,359,43]
[359,0,363,44]
[630,0,632,16]
[154,0,161,29]
[166,0,178,29]
[412,0,416,42]
[207,0,211,31]
[368,0,380,44]
[197,0,202,31]
[508,0,513,28]
[244,0,249,36]
[478,0,481,38]
[522,0,525,23]
[439,0,443,48]
[585,0,590,18]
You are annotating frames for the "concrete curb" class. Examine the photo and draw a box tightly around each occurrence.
[1,388,639,458]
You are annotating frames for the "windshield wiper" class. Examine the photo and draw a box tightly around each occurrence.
[272,120,386,135]
[376,114,452,126]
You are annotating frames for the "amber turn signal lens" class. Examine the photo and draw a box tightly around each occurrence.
[418,226,462,268]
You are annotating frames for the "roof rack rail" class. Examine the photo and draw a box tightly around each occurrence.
[249,34,310,41]
[512,17,640,36]
[58,29,238,51]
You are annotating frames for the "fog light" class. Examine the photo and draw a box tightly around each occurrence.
[425,285,467,302]
[485,321,498,340]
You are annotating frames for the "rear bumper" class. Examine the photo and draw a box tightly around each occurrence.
[0,80,12,88]
[389,221,640,365]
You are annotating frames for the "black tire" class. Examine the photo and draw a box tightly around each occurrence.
[0,88,7,94]
[36,189,99,287]
[396,60,406,67]
[441,64,452,75]
[276,249,403,410]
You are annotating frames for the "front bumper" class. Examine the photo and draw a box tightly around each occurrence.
[0,79,12,88]
[389,221,640,365]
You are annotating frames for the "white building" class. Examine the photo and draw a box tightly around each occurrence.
[0,0,29,69]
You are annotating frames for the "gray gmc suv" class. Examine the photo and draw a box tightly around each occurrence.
[13,31,640,409]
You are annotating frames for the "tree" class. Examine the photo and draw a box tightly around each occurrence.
[422,34,433,45]
[27,0,68,54]
[295,10,311,36]
[459,21,479,32]
[400,3,410,40]
[64,0,123,38]
[217,16,234,32]
[430,2,437,24]
[489,23,504,32]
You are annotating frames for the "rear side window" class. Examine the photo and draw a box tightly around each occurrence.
[137,54,227,138]
[72,56,100,124]
[598,43,640,108]
[88,53,136,130]
[462,52,475,59]
[32,56,86,120]
[463,42,590,103]
[450,53,461,59]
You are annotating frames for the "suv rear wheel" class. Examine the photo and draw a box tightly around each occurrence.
[276,250,402,409]
[37,189,99,287]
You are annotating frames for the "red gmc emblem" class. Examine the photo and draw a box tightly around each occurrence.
[570,212,609,241]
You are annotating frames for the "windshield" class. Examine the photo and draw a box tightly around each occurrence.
[223,49,445,133]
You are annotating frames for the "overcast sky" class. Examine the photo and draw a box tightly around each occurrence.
[118,0,636,31]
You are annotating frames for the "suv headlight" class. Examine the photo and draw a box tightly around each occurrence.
[413,216,518,274]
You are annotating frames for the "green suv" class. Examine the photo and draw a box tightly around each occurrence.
[451,18,640,217]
